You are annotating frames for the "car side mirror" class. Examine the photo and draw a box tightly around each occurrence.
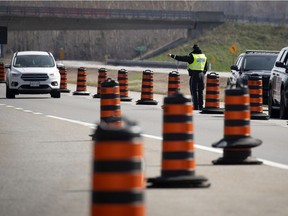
[275,61,285,68]
[4,64,11,69]
[56,63,64,68]
[230,65,238,71]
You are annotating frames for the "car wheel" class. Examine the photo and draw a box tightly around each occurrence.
[268,88,279,118]
[279,90,288,119]
[51,90,61,98]
[6,84,15,99]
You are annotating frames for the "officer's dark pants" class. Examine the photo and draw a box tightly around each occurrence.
[189,71,204,110]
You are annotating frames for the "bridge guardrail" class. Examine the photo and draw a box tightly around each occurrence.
[0,6,224,22]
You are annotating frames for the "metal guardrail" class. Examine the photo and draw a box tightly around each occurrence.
[0,6,285,25]
[0,6,224,21]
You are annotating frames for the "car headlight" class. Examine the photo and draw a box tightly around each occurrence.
[11,71,21,77]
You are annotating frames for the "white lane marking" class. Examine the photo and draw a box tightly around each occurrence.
[142,134,288,170]
[2,103,288,170]
[23,110,32,113]
[45,115,96,129]
[33,112,43,115]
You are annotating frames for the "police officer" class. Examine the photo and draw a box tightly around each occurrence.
[168,44,208,110]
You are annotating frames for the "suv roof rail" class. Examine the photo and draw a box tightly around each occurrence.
[245,50,279,54]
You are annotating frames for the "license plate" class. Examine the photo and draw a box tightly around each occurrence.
[30,81,40,87]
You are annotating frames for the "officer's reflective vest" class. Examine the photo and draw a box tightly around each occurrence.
[187,54,207,71]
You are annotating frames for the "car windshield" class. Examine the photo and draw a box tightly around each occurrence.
[243,55,277,71]
[13,55,55,68]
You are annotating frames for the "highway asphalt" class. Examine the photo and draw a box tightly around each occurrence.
[0,82,288,216]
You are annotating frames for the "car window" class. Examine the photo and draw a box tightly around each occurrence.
[279,50,288,62]
[283,53,288,65]
[242,55,277,71]
[13,55,55,68]
[235,56,243,68]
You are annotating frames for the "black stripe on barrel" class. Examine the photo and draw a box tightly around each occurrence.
[91,119,145,216]
[73,67,90,95]
[100,78,122,127]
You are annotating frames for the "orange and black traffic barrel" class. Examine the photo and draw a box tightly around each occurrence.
[167,71,180,96]
[58,65,70,93]
[91,119,145,216]
[212,87,262,165]
[94,68,108,98]
[0,62,5,83]
[147,92,210,188]
[136,70,158,105]
[73,67,90,95]
[100,78,122,127]
[248,74,268,120]
[117,69,132,102]
[201,72,224,114]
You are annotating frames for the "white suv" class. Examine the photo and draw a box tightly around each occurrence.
[6,51,61,98]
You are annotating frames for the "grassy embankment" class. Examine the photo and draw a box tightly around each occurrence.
[150,23,288,72]
[67,23,288,97]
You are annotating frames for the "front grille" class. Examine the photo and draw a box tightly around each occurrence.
[21,73,49,81]
[20,85,50,89]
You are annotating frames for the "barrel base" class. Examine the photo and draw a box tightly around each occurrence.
[120,96,133,102]
[212,137,262,148]
[212,156,263,165]
[251,112,269,120]
[212,140,263,165]
[136,99,158,105]
[60,89,71,93]
[73,91,90,95]
[200,107,224,114]
[147,175,210,188]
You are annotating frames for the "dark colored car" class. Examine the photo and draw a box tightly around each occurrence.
[227,50,279,104]
[268,46,288,119]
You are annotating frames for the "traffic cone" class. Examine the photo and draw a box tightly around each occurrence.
[0,62,5,83]
[100,78,122,127]
[73,67,90,95]
[91,119,145,216]
[136,70,158,105]
[212,87,263,165]
[201,72,224,114]
[117,69,132,102]
[94,68,107,98]
[248,74,269,120]
[58,65,70,93]
[147,92,210,188]
[167,71,180,96]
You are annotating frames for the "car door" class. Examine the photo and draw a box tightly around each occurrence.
[232,55,243,80]
[274,50,288,103]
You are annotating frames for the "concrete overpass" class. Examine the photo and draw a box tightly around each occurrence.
[0,6,225,38]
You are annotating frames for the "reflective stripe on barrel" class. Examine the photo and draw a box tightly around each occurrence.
[58,66,69,90]
[161,92,195,177]
[140,70,154,100]
[248,75,263,113]
[0,62,5,82]
[76,67,88,91]
[167,71,180,96]
[224,88,251,140]
[100,78,121,127]
[204,73,220,108]
[97,68,108,96]
[91,121,145,216]
[118,69,129,97]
